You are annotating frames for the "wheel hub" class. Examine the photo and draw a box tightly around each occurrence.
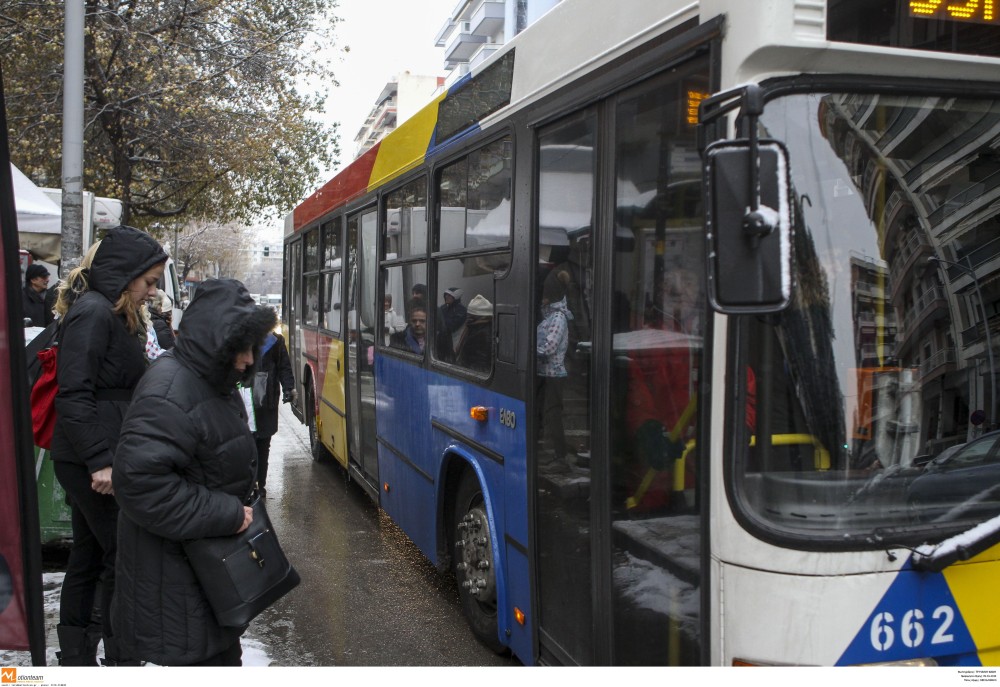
[456,506,496,602]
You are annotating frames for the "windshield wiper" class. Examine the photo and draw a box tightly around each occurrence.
[911,512,1000,572]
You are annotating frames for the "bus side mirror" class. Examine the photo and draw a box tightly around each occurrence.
[704,139,792,313]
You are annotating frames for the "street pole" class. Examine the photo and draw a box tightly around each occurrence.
[61,0,85,272]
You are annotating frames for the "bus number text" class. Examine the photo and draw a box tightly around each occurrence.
[869,605,956,651]
[499,408,517,429]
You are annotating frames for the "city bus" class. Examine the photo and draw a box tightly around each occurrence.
[282,0,1000,666]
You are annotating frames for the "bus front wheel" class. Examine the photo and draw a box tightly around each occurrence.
[452,470,505,654]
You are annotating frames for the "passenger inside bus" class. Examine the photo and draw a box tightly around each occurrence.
[389,299,427,354]
[455,294,493,373]
[383,294,405,345]
[536,271,572,470]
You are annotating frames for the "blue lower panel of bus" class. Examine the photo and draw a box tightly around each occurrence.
[374,354,531,659]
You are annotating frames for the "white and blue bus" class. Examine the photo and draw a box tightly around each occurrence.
[284,0,1000,666]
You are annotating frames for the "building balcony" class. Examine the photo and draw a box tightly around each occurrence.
[445,25,489,64]
[471,0,505,37]
[920,347,957,381]
[469,42,501,69]
[889,233,931,302]
[444,63,471,88]
[372,105,397,131]
[897,287,947,352]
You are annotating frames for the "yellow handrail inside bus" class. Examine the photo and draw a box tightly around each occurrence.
[626,393,697,511]
[626,440,697,511]
[624,432,831,511]
[749,433,831,470]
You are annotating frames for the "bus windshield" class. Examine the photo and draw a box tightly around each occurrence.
[734,91,1000,543]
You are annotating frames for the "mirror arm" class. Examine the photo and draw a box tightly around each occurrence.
[740,85,775,245]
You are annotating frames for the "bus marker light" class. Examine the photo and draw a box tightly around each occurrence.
[514,607,525,625]
[383,482,390,493]
[470,406,489,422]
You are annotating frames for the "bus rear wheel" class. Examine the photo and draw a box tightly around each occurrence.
[452,470,505,654]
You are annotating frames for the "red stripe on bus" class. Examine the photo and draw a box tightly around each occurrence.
[293,141,382,231]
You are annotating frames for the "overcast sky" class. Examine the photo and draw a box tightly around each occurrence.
[261,0,456,240]
[320,0,457,175]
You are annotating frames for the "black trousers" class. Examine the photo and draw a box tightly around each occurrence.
[254,436,272,489]
[52,461,118,638]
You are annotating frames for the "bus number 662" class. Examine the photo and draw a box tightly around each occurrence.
[869,606,955,651]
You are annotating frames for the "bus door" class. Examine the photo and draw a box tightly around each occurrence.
[318,219,349,467]
[603,57,709,666]
[346,208,379,489]
[534,53,710,666]
[534,108,598,665]
[286,238,304,420]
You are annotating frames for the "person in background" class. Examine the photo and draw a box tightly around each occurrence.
[44,279,59,324]
[112,279,277,667]
[390,299,428,354]
[149,288,174,350]
[252,328,295,497]
[536,270,572,470]
[22,262,51,326]
[456,294,493,373]
[438,286,467,336]
[383,294,405,344]
[50,225,168,666]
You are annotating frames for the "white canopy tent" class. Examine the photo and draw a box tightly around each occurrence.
[12,163,62,262]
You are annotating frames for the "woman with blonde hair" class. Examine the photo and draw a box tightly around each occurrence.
[50,225,167,666]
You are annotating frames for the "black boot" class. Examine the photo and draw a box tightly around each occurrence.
[101,635,142,667]
[85,624,102,663]
[56,625,98,666]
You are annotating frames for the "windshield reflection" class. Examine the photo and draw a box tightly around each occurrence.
[736,92,1000,543]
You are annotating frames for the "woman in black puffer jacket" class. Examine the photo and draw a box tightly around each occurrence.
[50,225,168,666]
[112,279,277,666]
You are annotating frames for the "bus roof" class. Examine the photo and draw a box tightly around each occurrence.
[288,0,701,236]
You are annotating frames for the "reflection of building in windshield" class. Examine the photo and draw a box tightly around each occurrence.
[848,255,911,470]
[820,94,1000,460]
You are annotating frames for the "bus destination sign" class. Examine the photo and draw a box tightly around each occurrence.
[909,1,998,25]
[828,0,1000,57]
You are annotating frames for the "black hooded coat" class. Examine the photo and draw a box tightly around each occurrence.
[51,225,168,473]
[111,279,277,665]
[111,279,275,665]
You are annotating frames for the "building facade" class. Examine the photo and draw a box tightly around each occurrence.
[434,0,562,88]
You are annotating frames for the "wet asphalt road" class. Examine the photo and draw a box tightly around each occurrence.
[241,404,520,667]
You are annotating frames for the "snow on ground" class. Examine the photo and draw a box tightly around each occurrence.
[0,573,271,667]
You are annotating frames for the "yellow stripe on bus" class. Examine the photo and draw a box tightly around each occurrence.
[368,92,448,191]
[942,547,1000,665]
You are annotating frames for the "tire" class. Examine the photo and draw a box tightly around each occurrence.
[305,386,329,463]
[452,469,506,654]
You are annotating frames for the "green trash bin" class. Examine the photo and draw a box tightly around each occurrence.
[35,446,72,544]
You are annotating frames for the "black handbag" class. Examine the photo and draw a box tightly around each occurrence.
[183,493,300,627]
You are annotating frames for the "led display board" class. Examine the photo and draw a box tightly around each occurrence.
[828,0,1000,56]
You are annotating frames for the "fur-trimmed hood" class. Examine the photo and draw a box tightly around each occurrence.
[173,279,277,392]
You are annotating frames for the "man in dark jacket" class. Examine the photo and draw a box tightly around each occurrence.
[112,278,277,667]
[21,262,50,326]
[251,330,295,495]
